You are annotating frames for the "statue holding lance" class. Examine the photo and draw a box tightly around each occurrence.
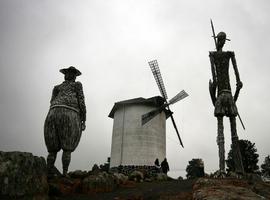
[209,19,245,175]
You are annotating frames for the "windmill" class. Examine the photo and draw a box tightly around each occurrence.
[108,60,188,169]
[142,60,188,147]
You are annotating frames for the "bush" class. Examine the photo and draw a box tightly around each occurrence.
[261,155,270,177]
[226,139,259,173]
[186,158,204,179]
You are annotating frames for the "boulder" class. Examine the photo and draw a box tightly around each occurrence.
[156,173,168,181]
[212,170,226,178]
[145,177,154,182]
[113,173,128,185]
[252,181,270,199]
[49,166,62,177]
[48,177,81,196]
[0,151,48,199]
[262,176,270,182]
[129,170,144,182]
[68,170,88,179]
[193,178,268,200]
[82,172,117,193]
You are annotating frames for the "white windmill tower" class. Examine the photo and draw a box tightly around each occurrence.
[109,60,188,169]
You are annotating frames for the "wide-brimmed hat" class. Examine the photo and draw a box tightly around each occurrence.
[60,66,81,76]
[215,31,230,41]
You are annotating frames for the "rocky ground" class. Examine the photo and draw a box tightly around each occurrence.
[46,169,195,200]
[193,177,270,200]
[1,151,270,200]
[50,179,195,200]
[47,176,270,200]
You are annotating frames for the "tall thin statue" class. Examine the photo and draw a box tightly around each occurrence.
[44,66,86,177]
[209,30,244,175]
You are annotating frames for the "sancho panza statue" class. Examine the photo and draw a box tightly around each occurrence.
[209,32,244,175]
[44,66,86,177]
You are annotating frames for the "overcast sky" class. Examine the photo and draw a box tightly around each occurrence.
[0,0,269,178]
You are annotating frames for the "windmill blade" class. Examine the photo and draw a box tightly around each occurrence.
[168,90,188,105]
[169,114,184,147]
[148,60,168,99]
[141,104,167,125]
[142,107,164,125]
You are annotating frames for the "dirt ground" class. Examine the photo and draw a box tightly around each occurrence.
[52,179,196,200]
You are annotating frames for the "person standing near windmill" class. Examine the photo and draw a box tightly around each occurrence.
[209,21,244,176]
[44,66,86,177]
[161,158,170,175]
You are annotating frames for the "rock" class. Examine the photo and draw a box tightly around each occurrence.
[82,172,117,193]
[129,170,144,182]
[227,171,239,178]
[68,170,88,179]
[213,170,227,178]
[0,151,48,199]
[49,166,62,177]
[193,178,268,200]
[156,173,168,181]
[145,178,153,182]
[113,173,128,185]
[252,181,270,199]
[262,176,270,182]
[48,177,81,196]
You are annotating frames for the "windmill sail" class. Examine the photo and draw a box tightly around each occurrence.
[142,90,188,125]
[141,107,164,125]
[169,114,184,147]
[143,59,187,148]
[148,60,168,99]
[169,90,188,105]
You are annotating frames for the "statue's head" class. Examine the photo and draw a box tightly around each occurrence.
[60,66,81,81]
[216,32,230,50]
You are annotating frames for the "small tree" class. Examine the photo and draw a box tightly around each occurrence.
[226,139,259,173]
[261,155,270,177]
[91,163,100,172]
[186,158,204,179]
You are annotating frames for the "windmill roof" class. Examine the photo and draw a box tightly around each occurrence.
[108,96,166,118]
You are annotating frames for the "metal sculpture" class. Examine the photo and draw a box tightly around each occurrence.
[142,60,188,147]
[209,20,244,175]
[44,66,86,177]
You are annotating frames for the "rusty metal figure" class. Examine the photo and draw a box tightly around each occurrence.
[209,20,244,175]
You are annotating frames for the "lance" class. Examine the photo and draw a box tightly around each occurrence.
[234,87,246,130]
[210,19,246,130]
[211,19,217,50]
[209,19,217,106]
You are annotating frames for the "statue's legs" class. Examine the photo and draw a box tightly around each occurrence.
[47,151,57,175]
[62,150,71,176]
[230,116,244,174]
[217,116,225,172]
